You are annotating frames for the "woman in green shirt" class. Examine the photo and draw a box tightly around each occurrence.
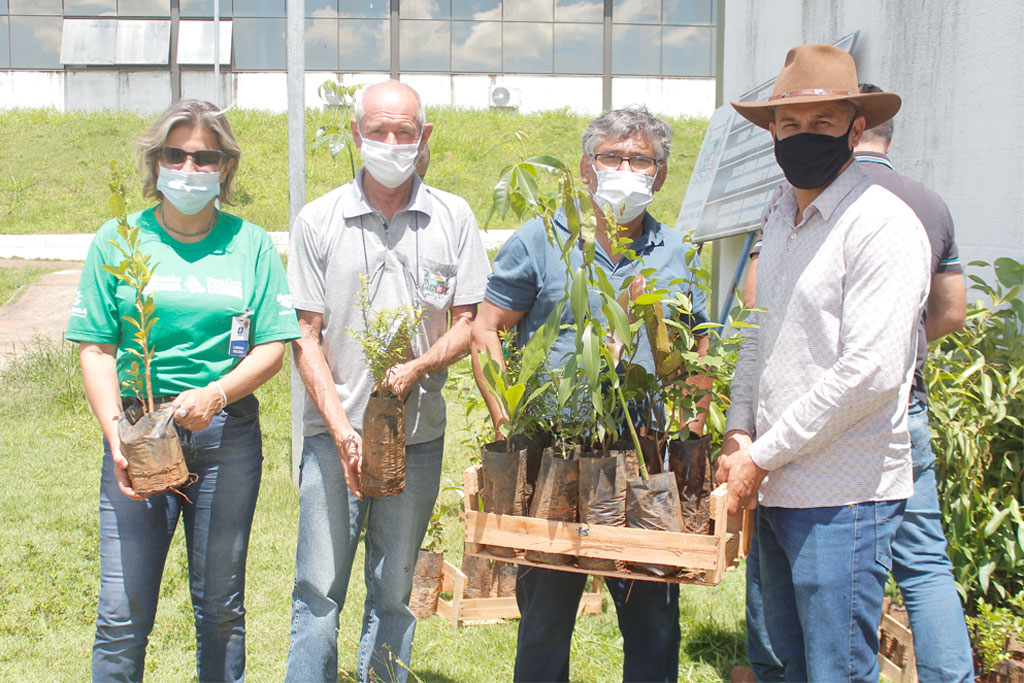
[66,100,300,683]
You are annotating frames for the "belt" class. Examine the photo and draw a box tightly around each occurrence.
[121,394,178,410]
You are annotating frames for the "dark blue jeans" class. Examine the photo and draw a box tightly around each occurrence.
[92,396,263,683]
[514,567,680,682]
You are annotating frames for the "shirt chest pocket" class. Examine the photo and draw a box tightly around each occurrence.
[417,258,457,311]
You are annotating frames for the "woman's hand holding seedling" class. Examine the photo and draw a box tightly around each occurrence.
[171,385,225,431]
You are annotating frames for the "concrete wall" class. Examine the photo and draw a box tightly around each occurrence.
[719,0,1024,287]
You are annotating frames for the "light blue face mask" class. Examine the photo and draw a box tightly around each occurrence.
[156,166,221,215]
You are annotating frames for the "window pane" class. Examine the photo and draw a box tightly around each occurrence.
[503,0,551,21]
[233,17,284,69]
[553,22,599,73]
[402,0,450,19]
[9,0,61,14]
[452,20,499,72]
[662,0,710,24]
[66,0,117,15]
[307,0,337,17]
[661,24,710,75]
[232,0,284,16]
[554,0,600,22]
[339,18,389,70]
[452,0,499,20]
[11,16,62,67]
[613,0,658,24]
[503,21,551,73]
[305,17,338,69]
[119,0,170,16]
[0,18,9,67]
[0,0,7,14]
[180,0,233,17]
[400,19,449,71]
[61,19,116,64]
[116,19,170,64]
[339,0,388,18]
[612,23,658,74]
[177,20,230,64]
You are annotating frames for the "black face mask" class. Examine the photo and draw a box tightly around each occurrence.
[773,119,855,190]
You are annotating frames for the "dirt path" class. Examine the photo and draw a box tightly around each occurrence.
[0,263,82,374]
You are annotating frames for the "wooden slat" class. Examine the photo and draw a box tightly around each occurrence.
[470,548,719,586]
[878,611,917,683]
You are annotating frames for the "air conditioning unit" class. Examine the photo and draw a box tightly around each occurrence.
[489,85,521,110]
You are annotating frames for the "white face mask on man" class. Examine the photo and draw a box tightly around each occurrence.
[359,134,421,189]
[591,166,655,224]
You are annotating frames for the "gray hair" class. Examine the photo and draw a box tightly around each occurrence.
[581,106,673,162]
[133,99,241,205]
[354,80,426,134]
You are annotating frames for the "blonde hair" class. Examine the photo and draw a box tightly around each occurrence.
[133,100,241,205]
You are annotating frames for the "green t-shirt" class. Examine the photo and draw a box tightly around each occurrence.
[66,207,300,397]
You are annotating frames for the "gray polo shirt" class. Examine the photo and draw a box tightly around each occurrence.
[725,162,930,508]
[288,170,489,444]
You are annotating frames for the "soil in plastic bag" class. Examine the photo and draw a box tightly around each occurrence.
[518,432,551,517]
[637,428,666,475]
[490,560,518,597]
[409,549,444,618]
[577,453,626,571]
[118,403,190,499]
[360,393,406,498]
[626,472,685,577]
[481,440,528,557]
[668,435,713,534]
[462,554,492,599]
[526,448,579,566]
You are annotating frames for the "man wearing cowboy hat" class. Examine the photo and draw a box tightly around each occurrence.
[715,44,931,680]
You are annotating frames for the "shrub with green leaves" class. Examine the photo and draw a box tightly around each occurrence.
[347,276,422,397]
[927,257,1023,607]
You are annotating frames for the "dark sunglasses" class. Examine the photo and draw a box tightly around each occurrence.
[158,146,227,169]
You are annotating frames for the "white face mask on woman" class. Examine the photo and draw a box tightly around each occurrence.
[359,135,421,189]
[156,166,221,215]
[591,167,655,224]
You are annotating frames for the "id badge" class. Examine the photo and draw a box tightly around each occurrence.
[229,314,251,357]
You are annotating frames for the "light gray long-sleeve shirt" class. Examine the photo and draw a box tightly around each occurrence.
[725,162,930,508]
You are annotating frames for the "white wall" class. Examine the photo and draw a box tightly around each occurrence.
[720,0,1024,281]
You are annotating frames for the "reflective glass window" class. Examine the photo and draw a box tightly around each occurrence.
[66,0,116,15]
[661,24,710,75]
[233,0,284,16]
[178,20,231,64]
[612,23,658,74]
[402,0,450,19]
[60,19,115,64]
[9,0,61,14]
[179,0,233,17]
[613,0,657,24]
[553,21,599,73]
[452,0,499,20]
[503,0,551,21]
[339,0,388,18]
[0,0,7,14]
[452,20,499,72]
[339,18,389,70]
[10,16,62,67]
[116,19,170,64]
[233,17,285,69]
[306,0,337,17]
[662,0,710,24]
[502,21,551,73]
[554,0,600,22]
[0,18,7,67]
[118,0,171,16]
[305,17,338,69]
[399,19,450,71]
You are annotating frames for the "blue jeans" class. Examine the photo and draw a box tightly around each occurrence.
[92,396,263,683]
[514,568,681,682]
[285,433,444,683]
[757,500,904,682]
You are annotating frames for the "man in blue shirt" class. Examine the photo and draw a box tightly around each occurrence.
[471,106,710,682]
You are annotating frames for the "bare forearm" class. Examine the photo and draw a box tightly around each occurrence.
[469,324,510,431]
[412,310,474,376]
[215,341,286,403]
[80,344,123,446]
[292,335,355,437]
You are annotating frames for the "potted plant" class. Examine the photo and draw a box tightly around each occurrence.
[348,277,421,497]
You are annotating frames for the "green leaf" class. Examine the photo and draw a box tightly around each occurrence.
[994,257,1024,289]
[983,507,1012,537]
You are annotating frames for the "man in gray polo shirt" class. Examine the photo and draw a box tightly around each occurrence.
[285,80,489,682]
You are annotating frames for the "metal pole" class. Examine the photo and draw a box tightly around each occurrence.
[213,0,220,106]
[287,0,306,485]
[170,0,180,102]
[602,0,612,111]
[390,0,400,80]
[715,0,725,108]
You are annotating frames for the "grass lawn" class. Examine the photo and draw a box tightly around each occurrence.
[0,265,57,307]
[0,343,747,681]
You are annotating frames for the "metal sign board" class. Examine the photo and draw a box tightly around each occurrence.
[678,32,859,243]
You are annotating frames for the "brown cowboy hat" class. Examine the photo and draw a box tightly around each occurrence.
[732,44,901,130]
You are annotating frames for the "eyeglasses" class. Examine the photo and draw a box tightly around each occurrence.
[591,153,660,173]
[158,146,227,170]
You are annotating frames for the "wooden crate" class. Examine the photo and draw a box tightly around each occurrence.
[436,558,604,626]
[462,465,752,586]
[878,600,917,683]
